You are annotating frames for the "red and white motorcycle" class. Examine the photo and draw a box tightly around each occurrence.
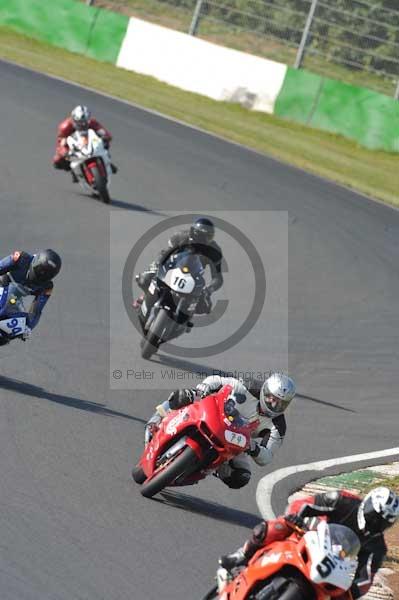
[132,385,258,498]
[67,128,112,204]
[206,519,360,600]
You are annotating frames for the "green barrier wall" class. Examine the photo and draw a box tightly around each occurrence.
[0,0,128,64]
[2,1,398,152]
[275,67,399,152]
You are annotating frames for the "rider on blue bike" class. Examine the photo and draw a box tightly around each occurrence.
[0,249,61,344]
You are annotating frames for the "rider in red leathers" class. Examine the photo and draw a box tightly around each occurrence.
[52,105,117,177]
[219,487,399,599]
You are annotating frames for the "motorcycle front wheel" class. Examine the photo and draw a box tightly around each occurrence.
[202,586,218,600]
[92,165,111,204]
[140,446,198,498]
[251,576,313,600]
[141,308,172,359]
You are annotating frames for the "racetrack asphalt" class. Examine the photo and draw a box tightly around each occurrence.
[0,60,398,599]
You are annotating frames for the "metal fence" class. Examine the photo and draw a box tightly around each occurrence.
[88,0,399,98]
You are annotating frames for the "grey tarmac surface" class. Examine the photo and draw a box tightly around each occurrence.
[0,60,398,600]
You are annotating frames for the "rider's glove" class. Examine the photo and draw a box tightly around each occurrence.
[246,439,261,457]
[284,513,305,530]
[21,327,32,342]
[167,388,196,410]
[219,549,247,571]
[148,261,159,274]
[196,382,213,398]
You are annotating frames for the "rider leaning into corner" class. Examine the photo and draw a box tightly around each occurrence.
[134,217,223,317]
[144,372,296,489]
[52,105,118,180]
[0,249,62,345]
[219,487,399,599]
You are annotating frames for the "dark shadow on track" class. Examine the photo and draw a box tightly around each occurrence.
[157,490,259,528]
[153,358,355,414]
[296,393,357,413]
[0,375,146,423]
[67,190,165,215]
[110,198,166,215]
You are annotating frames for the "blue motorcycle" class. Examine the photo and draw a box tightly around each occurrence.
[0,282,30,345]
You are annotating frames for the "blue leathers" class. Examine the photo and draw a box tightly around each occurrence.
[0,251,53,330]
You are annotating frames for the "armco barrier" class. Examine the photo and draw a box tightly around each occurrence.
[275,68,399,152]
[0,0,128,64]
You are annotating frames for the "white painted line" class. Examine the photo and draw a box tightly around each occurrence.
[256,446,399,520]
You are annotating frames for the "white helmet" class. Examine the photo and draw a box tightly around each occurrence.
[259,372,296,417]
[358,487,399,533]
[71,105,91,131]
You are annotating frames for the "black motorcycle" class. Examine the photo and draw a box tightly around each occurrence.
[138,249,206,359]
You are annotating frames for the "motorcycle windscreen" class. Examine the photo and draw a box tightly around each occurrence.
[0,282,27,317]
[159,248,206,295]
[329,524,360,559]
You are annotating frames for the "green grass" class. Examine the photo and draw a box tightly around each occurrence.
[0,26,397,207]
[91,0,397,97]
[363,475,399,495]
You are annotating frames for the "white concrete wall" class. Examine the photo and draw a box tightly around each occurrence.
[117,18,287,114]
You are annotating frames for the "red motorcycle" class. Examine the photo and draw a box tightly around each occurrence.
[204,520,360,599]
[132,385,259,498]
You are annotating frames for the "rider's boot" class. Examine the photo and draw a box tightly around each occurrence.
[144,413,162,445]
[71,171,78,183]
[111,163,118,174]
[132,294,145,309]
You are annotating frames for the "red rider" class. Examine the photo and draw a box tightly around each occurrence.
[219,487,399,599]
[52,105,117,178]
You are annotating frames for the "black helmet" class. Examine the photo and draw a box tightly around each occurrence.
[27,249,62,285]
[189,218,215,244]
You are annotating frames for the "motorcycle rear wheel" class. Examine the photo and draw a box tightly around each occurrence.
[140,446,198,498]
[92,165,111,204]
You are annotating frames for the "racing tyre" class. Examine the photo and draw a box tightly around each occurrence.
[92,165,111,204]
[132,465,146,484]
[141,309,169,359]
[140,446,198,498]
[141,330,160,360]
[202,586,218,600]
[253,576,312,600]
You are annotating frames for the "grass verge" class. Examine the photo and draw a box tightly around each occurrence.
[0,26,397,207]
